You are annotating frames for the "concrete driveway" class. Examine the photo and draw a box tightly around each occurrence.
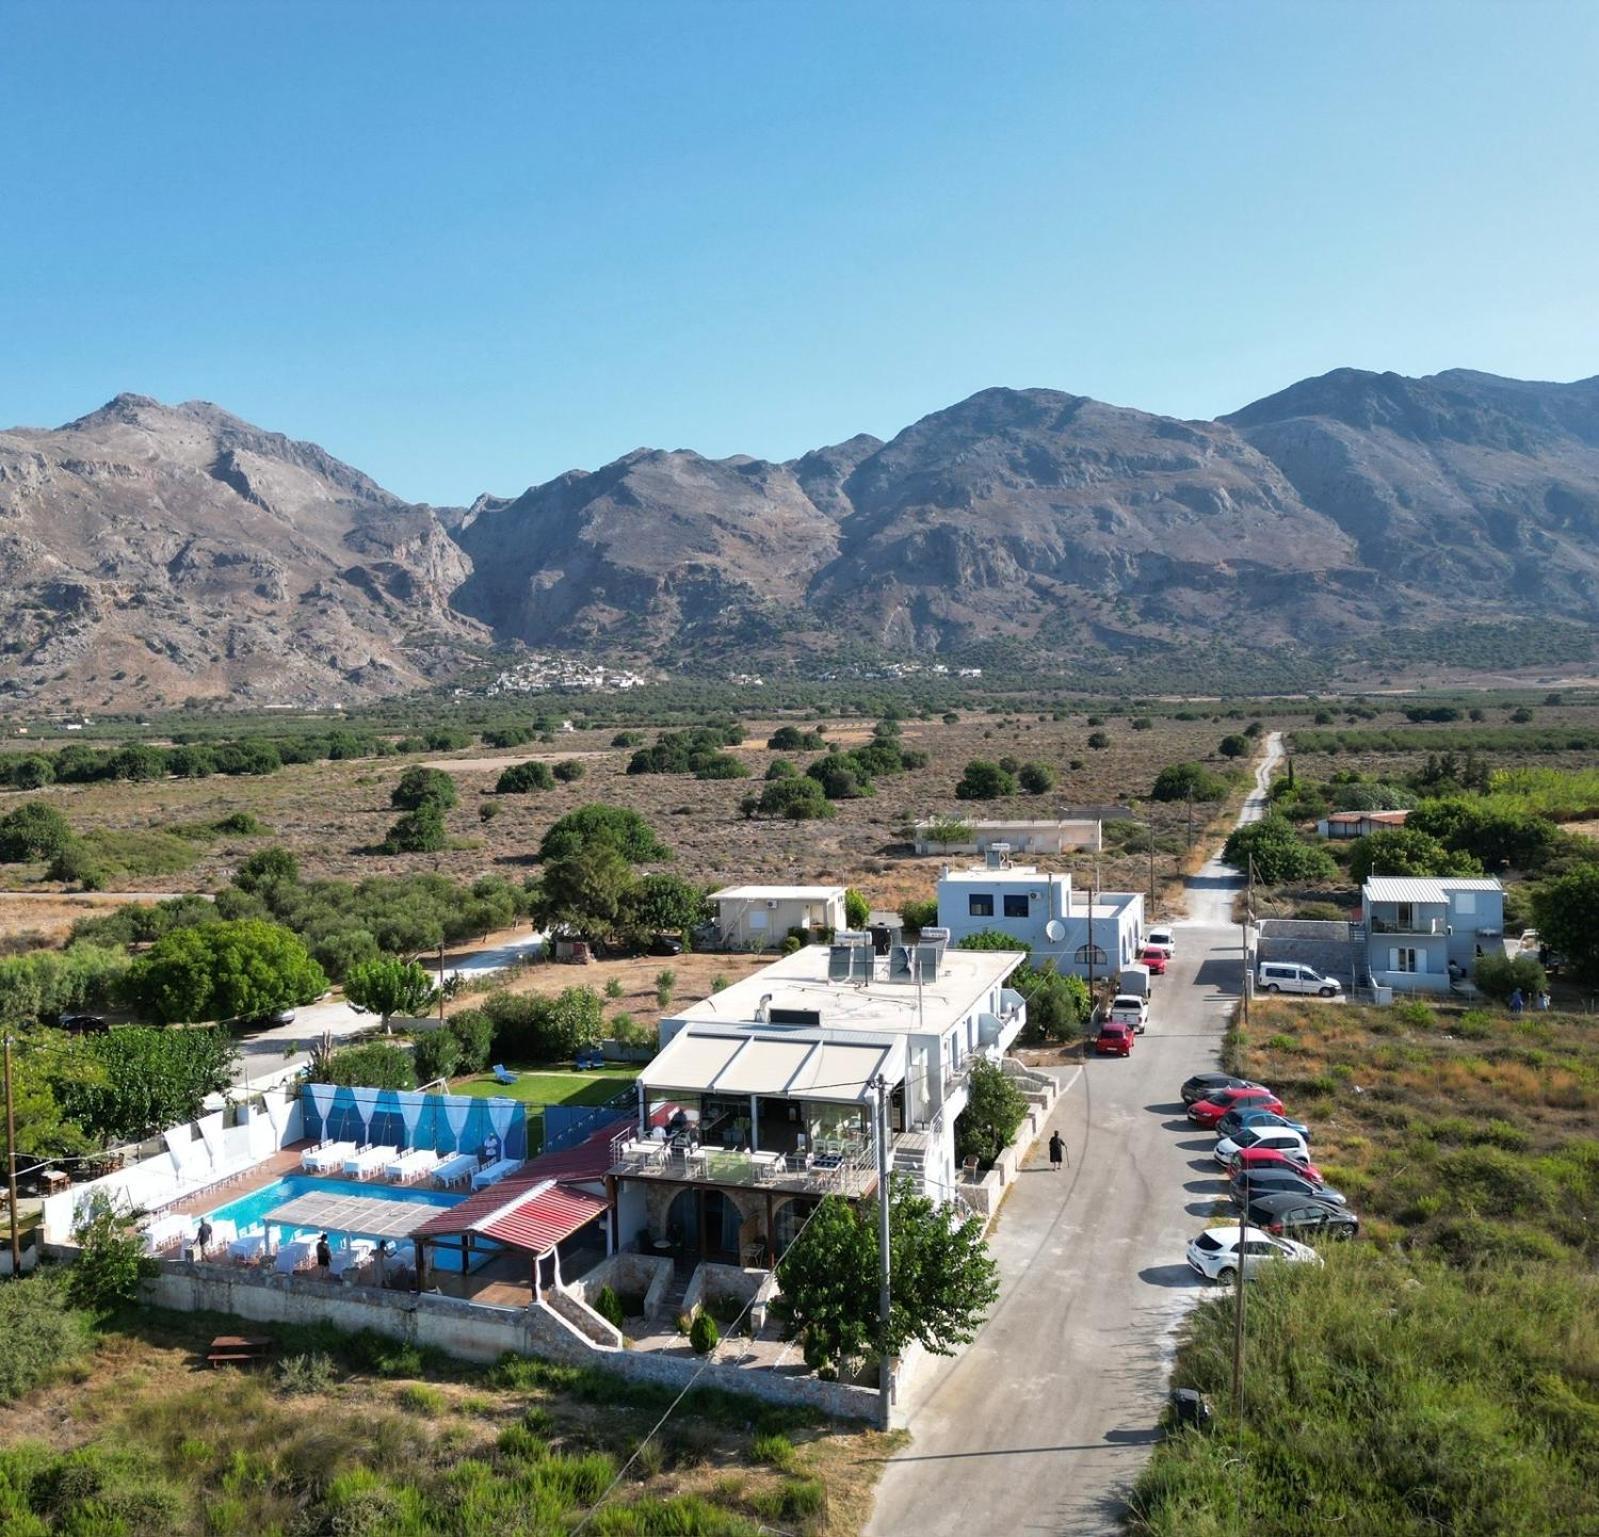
[865,736,1281,1536]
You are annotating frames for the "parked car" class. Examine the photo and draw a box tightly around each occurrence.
[1214,1107,1311,1142]
[58,1013,109,1034]
[1232,1145,1324,1182]
[1137,947,1168,975]
[1256,962,1342,998]
[1214,1127,1311,1168]
[1180,1073,1263,1106]
[1229,1167,1345,1206]
[1107,994,1149,1033]
[1119,963,1153,998]
[1095,1021,1135,1057]
[1188,1087,1284,1129]
[648,933,685,956]
[1146,927,1177,955]
[1244,1192,1359,1242]
[1186,1225,1322,1283]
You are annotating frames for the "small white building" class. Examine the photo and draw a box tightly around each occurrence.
[935,852,1144,979]
[913,818,1103,856]
[709,885,848,950]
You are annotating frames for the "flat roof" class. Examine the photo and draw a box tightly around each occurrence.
[939,865,1048,881]
[915,818,1100,830]
[1364,876,1503,904]
[265,1190,433,1242]
[670,942,1026,1038]
[711,885,844,901]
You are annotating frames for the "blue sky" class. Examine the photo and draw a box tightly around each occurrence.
[6,1,1597,504]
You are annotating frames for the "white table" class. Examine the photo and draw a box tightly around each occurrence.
[620,1139,664,1168]
[748,1150,786,1180]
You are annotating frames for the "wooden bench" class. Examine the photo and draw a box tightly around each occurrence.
[206,1334,274,1368]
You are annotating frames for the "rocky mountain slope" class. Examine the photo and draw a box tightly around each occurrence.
[5,369,1598,707]
[0,394,485,708]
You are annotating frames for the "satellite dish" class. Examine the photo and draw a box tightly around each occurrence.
[1045,919,1066,942]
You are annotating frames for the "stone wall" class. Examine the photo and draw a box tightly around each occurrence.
[1256,919,1358,989]
[545,1281,623,1347]
[571,1251,674,1321]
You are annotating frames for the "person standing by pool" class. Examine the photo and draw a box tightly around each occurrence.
[315,1233,331,1276]
[195,1218,213,1260]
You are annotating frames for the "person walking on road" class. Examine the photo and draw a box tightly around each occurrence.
[1048,1130,1066,1171]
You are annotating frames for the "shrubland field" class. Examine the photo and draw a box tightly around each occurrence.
[1127,994,1599,1536]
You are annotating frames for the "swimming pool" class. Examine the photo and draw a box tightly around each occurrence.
[207,1176,464,1258]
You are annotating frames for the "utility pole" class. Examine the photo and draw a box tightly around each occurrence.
[1233,1160,1249,1431]
[872,1074,893,1427]
[1185,788,1194,849]
[1147,822,1156,918]
[4,1034,20,1278]
[438,938,447,1024]
[1241,855,1256,1030]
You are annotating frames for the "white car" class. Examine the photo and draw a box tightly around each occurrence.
[1186,1225,1322,1283]
[1144,928,1176,956]
[1107,993,1149,1033]
[1256,961,1342,998]
[1214,1126,1312,1169]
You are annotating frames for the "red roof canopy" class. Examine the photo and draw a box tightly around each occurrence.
[411,1176,607,1255]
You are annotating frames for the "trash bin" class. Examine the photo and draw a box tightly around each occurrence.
[1170,1388,1213,1432]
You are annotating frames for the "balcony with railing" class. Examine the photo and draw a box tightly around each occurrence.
[1367,909,1448,936]
[607,1126,881,1198]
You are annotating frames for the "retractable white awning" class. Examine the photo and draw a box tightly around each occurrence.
[642,1028,904,1103]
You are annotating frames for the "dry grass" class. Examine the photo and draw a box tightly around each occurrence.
[9,713,1268,924]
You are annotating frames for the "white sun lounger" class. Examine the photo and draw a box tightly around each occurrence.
[344,1145,398,1180]
[471,1157,520,1191]
[385,1149,439,1184]
[433,1152,478,1188]
[302,1141,356,1173]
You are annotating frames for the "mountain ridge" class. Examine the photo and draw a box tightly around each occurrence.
[4,367,1598,708]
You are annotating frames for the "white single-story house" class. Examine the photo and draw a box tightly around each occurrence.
[913,819,1103,856]
[1361,875,1505,993]
[935,855,1144,979]
[708,885,847,949]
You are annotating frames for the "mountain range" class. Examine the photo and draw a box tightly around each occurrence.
[4,368,1598,707]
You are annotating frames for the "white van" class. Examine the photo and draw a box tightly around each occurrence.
[1256,962,1342,998]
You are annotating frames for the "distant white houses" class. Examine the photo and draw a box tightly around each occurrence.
[914,818,1102,856]
[709,885,848,949]
[1360,875,1505,994]
[1318,809,1411,840]
[935,850,1144,979]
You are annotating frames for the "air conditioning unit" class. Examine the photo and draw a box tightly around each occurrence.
[766,900,779,909]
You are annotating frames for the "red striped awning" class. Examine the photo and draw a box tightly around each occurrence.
[411,1177,607,1256]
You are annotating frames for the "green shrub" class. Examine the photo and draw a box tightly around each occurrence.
[751,1432,795,1470]
[1474,951,1547,1003]
[690,1313,720,1355]
[552,759,585,783]
[0,1271,93,1401]
[448,1009,494,1073]
[397,1381,447,1413]
[390,765,458,812]
[955,759,1017,799]
[412,1028,461,1084]
[381,804,447,854]
[0,801,73,862]
[277,1352,337,1394]
[595,1285,625,1330]
[496,760,556,794]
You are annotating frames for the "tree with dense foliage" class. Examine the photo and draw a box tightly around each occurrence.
[381,803,447,854]
[1151,762,1229,802]
[1218,734,1251,759]
[123,919,328,1024]
[1349,828,1483,884]
[320,1041,416,1090]
[55,1026,236,1145]
[552,759,585,783]
[390,765,458,812]
[1531,866,1599,978]
[234,846,300,892]
[765,758,797,781]
[768,725,826,751]
[807,754,874,800]
[538,805,669,863]
[475,986,604,1062]
[1013,963,1092,1041]
[1221,816,1338,885]
[412,1027,460,1085]
[844,888,871,930]
[756,776,835,820]
[1472,951,1547,1003]
[344,957,437,1033]
[1408,798,1559,871]
[693,753,749,780]
[68,1191,155,1311]
[0,1029,102,1163]
[533,845,635,939]
[0,801,73,862]
[956,1060,1028,1167]
[496,760,556,794]
[773,1180,999,1374]
[1017,761,1056,794]
[957,929,1032,953]
[1086,731,1110,750]
[0,942,129,1028]
[617,873,708,942]
[956,760,1018,799]
[899,897,939,933]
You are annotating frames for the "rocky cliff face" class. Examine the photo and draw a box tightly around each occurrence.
[7,369,1599,707]
[0,394,485,708]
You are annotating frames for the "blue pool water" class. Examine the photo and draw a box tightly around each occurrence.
[208,1176,462,1232]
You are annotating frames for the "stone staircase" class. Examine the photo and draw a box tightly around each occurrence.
[892,1130,931,1181]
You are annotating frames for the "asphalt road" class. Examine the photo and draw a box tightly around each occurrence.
[865,735,1282,1537]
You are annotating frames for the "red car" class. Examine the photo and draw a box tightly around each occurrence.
[1138,947,1168,975]
[1188,1086,1283,1128]
[1231,1146,1323,1182]
[1095,1021,1135,1057]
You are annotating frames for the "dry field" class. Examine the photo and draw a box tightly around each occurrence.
[0,711,1269,922]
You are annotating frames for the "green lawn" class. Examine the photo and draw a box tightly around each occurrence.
[452,1066,640,1107]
